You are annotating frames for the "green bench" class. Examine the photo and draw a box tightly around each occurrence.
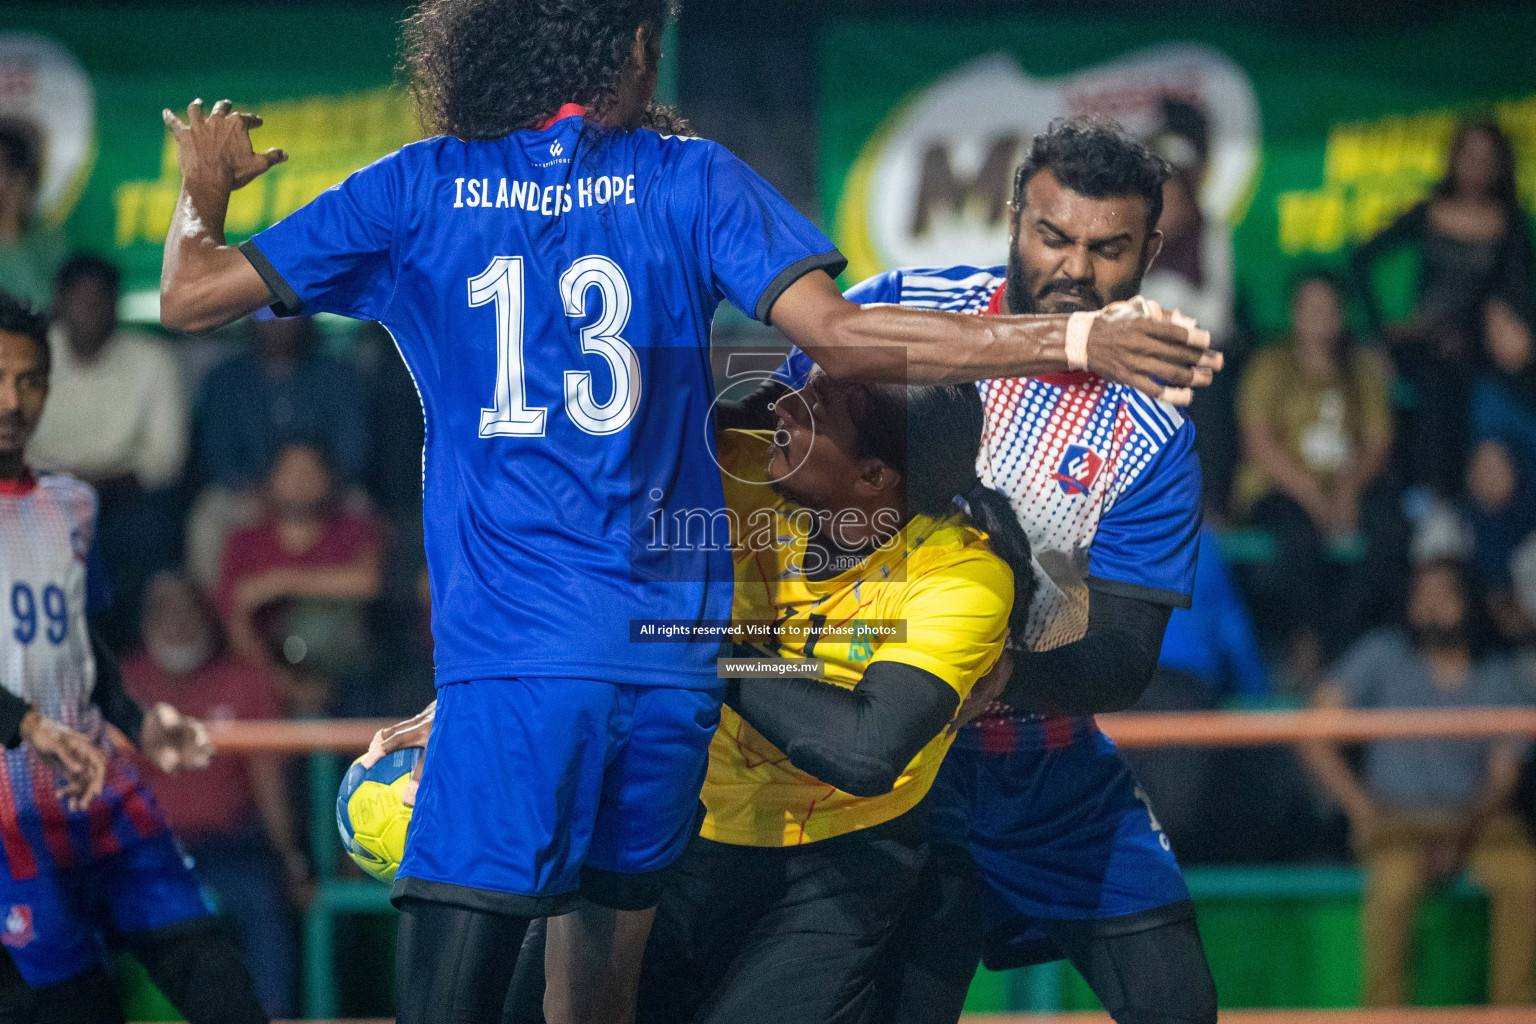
[1215,527,1366,566]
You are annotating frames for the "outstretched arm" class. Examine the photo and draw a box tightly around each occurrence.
[767,271,1220,405]
[160,99,288,333]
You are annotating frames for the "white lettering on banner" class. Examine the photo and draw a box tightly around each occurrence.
[452,176,640,216]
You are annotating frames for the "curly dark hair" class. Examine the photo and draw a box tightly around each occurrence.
[0,290,49,376]
[403,0,682,140]
[1434,120,1520,209]
[1011,116,1171,231]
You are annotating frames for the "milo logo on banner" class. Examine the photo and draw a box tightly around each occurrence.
[836,47,1261,337]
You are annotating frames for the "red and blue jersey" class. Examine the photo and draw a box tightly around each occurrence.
[0,474,165,881]
[777,265,1202,751]
[246,111,845,690]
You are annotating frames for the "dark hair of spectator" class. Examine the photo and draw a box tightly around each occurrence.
[1288,267,1361,378]
[831,377,1037,637]
[1011,116,1172,232]
[0,290,49,376]
[56,253,122,298]
[270,439,338,481]
[144,571,228,659]
[1411,556,1497,656]
[1434,121,1520,209]
[403,0,679,141]
[0,118,41,193]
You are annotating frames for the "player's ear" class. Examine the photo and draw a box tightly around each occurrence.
[1142,229,1165,274]
[855,459,899,498]
[632,24,652,75]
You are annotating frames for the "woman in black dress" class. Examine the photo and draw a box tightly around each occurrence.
[1352,122,1534,496]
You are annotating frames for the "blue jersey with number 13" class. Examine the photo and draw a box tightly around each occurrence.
[246,114,845,689]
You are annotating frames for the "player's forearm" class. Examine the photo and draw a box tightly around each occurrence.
[795,301,1074,386]
[160,182,269,334]
[1001,589,1170,715]
[724,659,958,798]
[768,272,1213,400]
[1299,741,1375,821]
[1462,746,1523,828]
[260,558,383,604]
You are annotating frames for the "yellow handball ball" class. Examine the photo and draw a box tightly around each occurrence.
[336,747,423,883]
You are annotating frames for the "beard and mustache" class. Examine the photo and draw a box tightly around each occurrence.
[1004,245,1146,316]
[1411,622,1470,652]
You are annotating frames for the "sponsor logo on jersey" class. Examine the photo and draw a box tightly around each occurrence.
[1050,444,1104,496]
[2,905,33,949]
[550,141,564,157]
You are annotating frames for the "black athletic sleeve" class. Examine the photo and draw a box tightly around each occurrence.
[90,628,145,745]
[0,689,31,750]
[1000,585,1172,716]
[724,658,960,798]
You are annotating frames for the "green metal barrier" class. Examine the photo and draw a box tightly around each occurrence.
[1215,528,1366,566]
[304,750,398,1020]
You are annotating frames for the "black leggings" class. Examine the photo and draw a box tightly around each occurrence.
[396,897,531,1024]
[878,846,1217,1024]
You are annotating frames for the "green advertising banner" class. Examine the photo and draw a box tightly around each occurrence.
[821,7,1536,336]
[0,3,417,318]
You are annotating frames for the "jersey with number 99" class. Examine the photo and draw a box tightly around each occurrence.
[244,113,845,689]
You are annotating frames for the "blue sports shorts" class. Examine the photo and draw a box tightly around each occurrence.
[394,677,721,916]
[931,728,1191,969]
[0,832,210,987]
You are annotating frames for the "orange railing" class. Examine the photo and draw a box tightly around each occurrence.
[207,708,1536,755]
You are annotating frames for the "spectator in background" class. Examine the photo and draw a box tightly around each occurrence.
[1302,558,1536,1006]
[0,117,65,310]
[1473,297,1536,478]
[1235,271,1397,668]
[122,573,302,1019]
[187,311,369,589]
[1461,440,1536,643]
[27,255,188,645]
[217,442,382,714]
[1352,123,1533,497]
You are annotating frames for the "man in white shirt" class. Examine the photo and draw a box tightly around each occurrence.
[27,255,189,644]
[28,255,187,489]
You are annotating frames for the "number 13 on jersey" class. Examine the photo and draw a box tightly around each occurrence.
[473,254,642,438]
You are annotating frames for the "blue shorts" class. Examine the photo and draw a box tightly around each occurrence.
[0,833,210,987]
[932,728,1190,969]
[394,677,721,916]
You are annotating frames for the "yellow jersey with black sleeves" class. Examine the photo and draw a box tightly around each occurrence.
[703,429,1013,847]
